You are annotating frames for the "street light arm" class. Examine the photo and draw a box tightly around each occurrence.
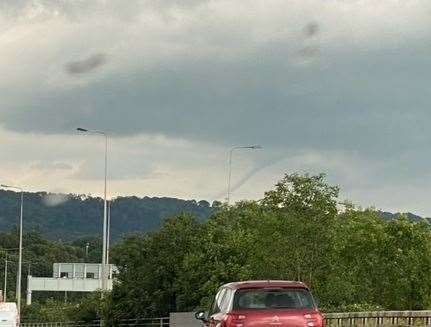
[229,145,262,151]
[77,127,107,136]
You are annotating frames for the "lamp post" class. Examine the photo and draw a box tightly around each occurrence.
[76,128,108,291]
[4,253,7,302]
[226,145,262,204]
[85,243,90,260]
[0,185,23,312]
[106,200,111,266]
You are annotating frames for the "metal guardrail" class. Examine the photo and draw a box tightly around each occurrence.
[21,312,431,327]
[117,318,169,326]
[21,323,101,327]
[324,311,431,326]
[20,318,169,327]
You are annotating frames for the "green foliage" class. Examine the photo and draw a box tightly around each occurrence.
[6,172,431,322]
[22,299,71,322]
[109,173,431,320]
[68,292,106,322]
[22,293,106,323]
[0,191,215,241]
[0,230,93,305]
[109,214,203,321]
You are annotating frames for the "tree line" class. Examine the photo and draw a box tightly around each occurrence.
[106,173,431,322]
[0,191,214,241]
[5,173,431,323]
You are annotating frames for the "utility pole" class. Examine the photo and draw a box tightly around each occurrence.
[106,200,111,265]
[85,243,90,260]
[77,128,109,292]
[4,254,7,302]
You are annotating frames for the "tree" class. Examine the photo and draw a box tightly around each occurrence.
[110,214,203,319]
[106,173,431,316]
[261,173,339,294]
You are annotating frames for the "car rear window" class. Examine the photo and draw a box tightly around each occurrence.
[233,288,315,310]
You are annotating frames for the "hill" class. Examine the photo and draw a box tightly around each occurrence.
[0,190,216,241]
[379,211,431,224]
[1,189,428,242]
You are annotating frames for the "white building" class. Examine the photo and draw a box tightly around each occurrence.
[26,263,118,305]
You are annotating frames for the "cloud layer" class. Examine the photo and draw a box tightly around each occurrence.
[1,0,431,214]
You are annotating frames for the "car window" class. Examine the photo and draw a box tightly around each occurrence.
[220,288,233,313]
[233,288,315,310]
[209,288,226,315]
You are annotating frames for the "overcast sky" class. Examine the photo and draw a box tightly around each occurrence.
[1,0,431,214]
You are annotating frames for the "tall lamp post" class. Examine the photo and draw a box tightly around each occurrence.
[0,185,24,313]
[76,128,109,291]
[106,200,111,266]
[4,253,7,302]
[226,145,262,204]
[85,243,90,260]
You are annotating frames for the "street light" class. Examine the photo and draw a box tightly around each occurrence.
[0,185,23,313]
[76,127,109,291]
[85,243,90,259]
[226,145,262,204]
[106,200,111,266]
[3,253,7,302]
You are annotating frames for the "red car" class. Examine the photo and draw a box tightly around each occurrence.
[195,280,324,327]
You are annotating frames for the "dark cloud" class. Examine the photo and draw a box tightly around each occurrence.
[65,53,107,75]
[2,1,431,177]
[3,40,431,165]
[1,0,431,214]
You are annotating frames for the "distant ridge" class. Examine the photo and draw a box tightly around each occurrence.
[379,211,431,224]
[0,190,216,241]
[0,189,428,242]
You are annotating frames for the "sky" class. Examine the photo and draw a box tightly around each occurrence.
[1,0,431,214]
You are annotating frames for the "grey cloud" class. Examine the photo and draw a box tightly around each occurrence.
[73,157,155,181]
[0,0,209,21]
[2,0,431,192]
[3,40,431,161]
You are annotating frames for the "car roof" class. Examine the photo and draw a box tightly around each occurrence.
[222,280,309,290]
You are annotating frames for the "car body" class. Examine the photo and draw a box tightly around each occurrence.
[0,302,19,327]
[196,280,324,327]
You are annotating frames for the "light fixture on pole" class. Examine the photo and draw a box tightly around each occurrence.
[76,127,109,292]
[226,145,262,204]
[0,184,24,313]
